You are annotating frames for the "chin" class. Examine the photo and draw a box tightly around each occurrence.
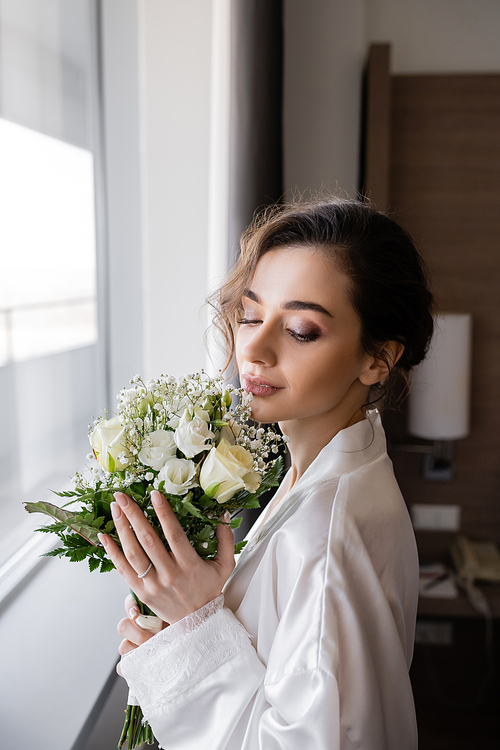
[247,400,280,424]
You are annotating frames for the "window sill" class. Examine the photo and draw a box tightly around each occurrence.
[0,546,128,748]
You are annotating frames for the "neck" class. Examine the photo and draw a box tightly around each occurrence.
[279,388,369,489]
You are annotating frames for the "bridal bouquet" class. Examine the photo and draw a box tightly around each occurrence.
[25,371,284,749]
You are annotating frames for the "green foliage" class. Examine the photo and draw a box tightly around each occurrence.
[24,455,285,573]
[24,501,102,545]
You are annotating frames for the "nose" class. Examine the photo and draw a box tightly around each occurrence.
[240,321,277,367]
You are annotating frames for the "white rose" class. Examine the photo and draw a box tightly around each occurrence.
[200,439,262,503]
[217,419,241,446]
[89,415,131,472]
[157,458,197,496]
[138,430,177,471]
[174,409,214,458]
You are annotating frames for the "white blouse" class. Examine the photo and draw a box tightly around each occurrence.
[120,411,419,749]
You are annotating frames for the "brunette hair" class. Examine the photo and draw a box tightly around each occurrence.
[210,198,434,405]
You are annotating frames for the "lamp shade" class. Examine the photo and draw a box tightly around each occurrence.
[408,313,472,440]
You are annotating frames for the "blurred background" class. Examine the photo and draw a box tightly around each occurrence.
[0,1,498,747]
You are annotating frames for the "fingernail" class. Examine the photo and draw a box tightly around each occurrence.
[114,492,128,508]
[224,511,230,523]
[98,533,108,547]
[128,606,139,620]
[111,502,121,520]
[152,491,163,508]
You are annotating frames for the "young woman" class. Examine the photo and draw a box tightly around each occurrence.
[100,199,434,749]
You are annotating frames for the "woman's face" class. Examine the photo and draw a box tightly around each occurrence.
[235,246,376,427]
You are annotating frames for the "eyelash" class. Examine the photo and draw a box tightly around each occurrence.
[291,330,320,343]
[237,318,320,344]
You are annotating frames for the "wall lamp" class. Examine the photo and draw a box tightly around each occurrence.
[394,313,472,481]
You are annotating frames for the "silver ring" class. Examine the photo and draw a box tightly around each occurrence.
[137,562,153,579]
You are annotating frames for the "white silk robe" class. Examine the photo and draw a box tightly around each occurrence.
[120,410,419,749]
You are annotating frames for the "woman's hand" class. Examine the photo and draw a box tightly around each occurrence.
[116,594,161,654]
[99,490,235,625]
[116,594,167,675]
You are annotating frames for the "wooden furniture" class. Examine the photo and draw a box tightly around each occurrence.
[418,586,500,619]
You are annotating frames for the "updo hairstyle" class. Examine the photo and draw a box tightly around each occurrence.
[210,198,434,405]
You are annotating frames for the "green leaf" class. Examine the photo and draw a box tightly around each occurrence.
[131,482,146,497]
[242,496,261,509]
[210,420,228,427]
[235,540,248,554]
[181,498,204,519]
[42,547,65,558]
[196,525,213,541]
[88,557,100,572]
[24,501,101,546]
[100,558,115,573]
[196,496,210,510]
[69,547,89,562]
[35,525,61,534]
[261,456,284,487]
[230,516,243,529]
[61,497,86,508]
[51,489,80,498]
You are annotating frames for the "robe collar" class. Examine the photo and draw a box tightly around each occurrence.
[236,409,387,562]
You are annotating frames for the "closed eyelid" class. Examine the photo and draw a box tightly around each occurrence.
[240,305,260,318]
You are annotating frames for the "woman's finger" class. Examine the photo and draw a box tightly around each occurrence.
[150,491,197,565]
[113,492,174,574]
[117,616,156,647]
[124,593,140,620]
[110,496,154,576]
[213,514,236,579]
[118,639,138,657]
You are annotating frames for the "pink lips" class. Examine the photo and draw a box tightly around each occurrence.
[242,374,283,397]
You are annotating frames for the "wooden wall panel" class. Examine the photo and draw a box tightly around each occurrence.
[388,74,500,545]
[362,44,392,211]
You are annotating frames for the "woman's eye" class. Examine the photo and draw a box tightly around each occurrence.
[237,317,261,325]
[289,329,320,343]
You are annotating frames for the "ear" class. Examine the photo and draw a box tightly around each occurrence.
[359,341,405,386]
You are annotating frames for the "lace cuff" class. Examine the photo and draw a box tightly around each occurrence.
[120,595,253,719]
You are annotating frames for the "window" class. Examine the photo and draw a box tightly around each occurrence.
[0,118,97,363]
[0,0,105,567]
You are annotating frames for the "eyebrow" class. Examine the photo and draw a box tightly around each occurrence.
[243,289,333,318]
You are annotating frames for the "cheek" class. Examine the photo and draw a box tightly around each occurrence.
[292,346,365,396]
[235,328,246,371]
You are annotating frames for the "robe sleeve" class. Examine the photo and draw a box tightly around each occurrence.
[119,595,346,750]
